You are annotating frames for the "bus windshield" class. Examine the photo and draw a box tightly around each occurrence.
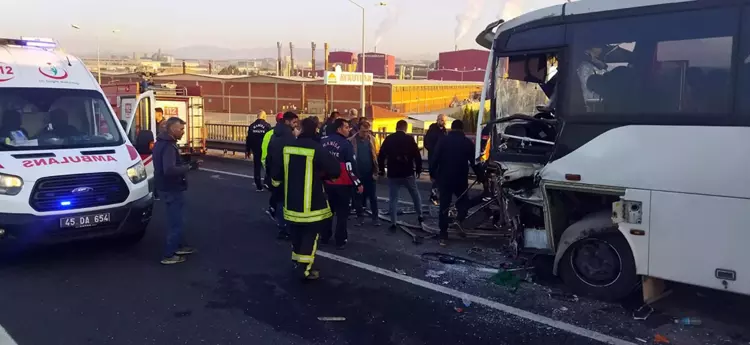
[0,88,123,151]
[494,55,553,119]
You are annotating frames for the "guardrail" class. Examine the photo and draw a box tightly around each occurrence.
[206,123,433,158]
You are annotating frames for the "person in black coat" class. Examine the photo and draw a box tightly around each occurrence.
[429,120,482,246]
[377,120,424,229]
[246,111,272,191]
[423,114,447,205]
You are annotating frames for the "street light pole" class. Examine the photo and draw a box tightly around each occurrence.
[348,0,366,119]
[228,84,235,123]
[70,25,119,84]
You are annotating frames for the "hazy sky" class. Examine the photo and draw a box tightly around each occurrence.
[0,0,564,56]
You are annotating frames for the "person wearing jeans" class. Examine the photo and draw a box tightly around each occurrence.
[349,121,381,226]
[377,120,424,230]
[152,117,201,265]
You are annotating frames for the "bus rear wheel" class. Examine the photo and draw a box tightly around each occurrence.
[559,233,639,301]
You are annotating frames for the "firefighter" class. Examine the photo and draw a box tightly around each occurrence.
[261,113,285,221]
[321,118,363,249]
[246,110,272,191]
[271,117,341,280]
[266,112,299,239]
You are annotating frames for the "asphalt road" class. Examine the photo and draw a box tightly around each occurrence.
[0,157,748,345]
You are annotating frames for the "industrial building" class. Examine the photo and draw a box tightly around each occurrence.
[356,53,396,78]
[99,72,481,117]
[327,51,357,72]
[427,49,489,82]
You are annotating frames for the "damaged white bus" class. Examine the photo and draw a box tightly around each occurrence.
[474,0,750,301]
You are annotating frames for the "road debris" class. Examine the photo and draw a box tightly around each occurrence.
[454,307,464,313]
[489,270,521,292]
[548,291,579,303]
[674,317,702,326]
[632,304,654,320]
[318,317,346,321]
[654,334,670,344]
[426,270,446,278]
[462,297,472,307]
[634,338,647,343]
[393,268,407,275]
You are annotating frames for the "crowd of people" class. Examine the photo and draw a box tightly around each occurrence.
[151,108,482,278]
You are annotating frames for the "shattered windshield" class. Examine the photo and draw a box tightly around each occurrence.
[494,56,551,119]
[0,88,123,151]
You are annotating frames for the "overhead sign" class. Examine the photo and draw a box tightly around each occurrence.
[324,65,373,86]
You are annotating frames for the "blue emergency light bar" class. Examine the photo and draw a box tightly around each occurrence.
[0,37,57,49]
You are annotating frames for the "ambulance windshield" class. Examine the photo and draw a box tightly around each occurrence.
[0,88,123,151]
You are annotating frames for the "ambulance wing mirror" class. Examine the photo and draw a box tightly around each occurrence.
[125,90,156,134]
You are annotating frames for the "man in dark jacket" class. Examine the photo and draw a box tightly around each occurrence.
[266,111,299,239]
[377,120,423,230]
[152,117,201,264]
[424,114,447,205]
[321,118,363,249]
[321,111,340,138]
[272,117,340,280]
[429,120,482,246]
[246,110,272,191]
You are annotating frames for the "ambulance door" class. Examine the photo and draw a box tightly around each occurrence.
[125,91,157,172]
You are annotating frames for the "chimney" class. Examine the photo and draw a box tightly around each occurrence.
[374,45,377,53]
[454,44,458,51]
[276,42,282,76]
[311,42,317,78]
[182,60,186,74]
[289,42,295,76]
[208,60,213,74]
[324,42,329,71]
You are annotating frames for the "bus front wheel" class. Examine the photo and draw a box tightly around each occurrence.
[558,233,639,301]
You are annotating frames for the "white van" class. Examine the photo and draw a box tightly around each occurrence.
[0,37,153,246]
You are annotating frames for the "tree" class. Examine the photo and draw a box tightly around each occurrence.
[218,65,241,75]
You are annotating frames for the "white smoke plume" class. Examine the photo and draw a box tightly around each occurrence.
[455,0,486,42]
[374,5,399,49]
[499,0,523,21]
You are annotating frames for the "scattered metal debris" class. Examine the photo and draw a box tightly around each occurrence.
[393,268,407,275]
[317,317,346,321]
[548,291,579,303]
[426,270,446,278]
[635,338,647,343]
[632,304,654,321]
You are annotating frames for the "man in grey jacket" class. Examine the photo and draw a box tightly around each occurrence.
[152,117,201,265]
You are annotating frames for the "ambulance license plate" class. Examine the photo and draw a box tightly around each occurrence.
[60,213,111,229]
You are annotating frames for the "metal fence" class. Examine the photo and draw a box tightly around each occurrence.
[206,123,435,158]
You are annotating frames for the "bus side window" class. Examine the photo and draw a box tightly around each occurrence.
[565,7,737,117]
[734,6,750,123]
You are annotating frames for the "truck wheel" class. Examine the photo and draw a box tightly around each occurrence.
[558,233,639,301]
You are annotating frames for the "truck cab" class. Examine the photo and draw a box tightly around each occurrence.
[101,82,205,173]
[0,37,152,247]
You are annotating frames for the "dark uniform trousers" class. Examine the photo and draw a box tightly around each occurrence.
[438,181,470,239]
[290,221,324,277]
[322,185,352,245]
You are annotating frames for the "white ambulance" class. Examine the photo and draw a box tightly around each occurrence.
[0,37,154,246]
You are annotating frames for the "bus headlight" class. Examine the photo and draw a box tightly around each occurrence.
[126,161,148,184]
[0,173,23,195]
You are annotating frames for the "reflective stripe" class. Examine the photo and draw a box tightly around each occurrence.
[271,179,281,187]
[284,208,332,223]
[304,155,313,212]
[283,146,317,215]
[304,234,320,276]
[292,252,301,261]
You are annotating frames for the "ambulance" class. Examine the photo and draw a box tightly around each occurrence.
[0,37,156,247]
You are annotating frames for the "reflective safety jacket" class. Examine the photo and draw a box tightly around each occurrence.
[321,132,361,187]
[260,128,275,168]
[272,135,341,223]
